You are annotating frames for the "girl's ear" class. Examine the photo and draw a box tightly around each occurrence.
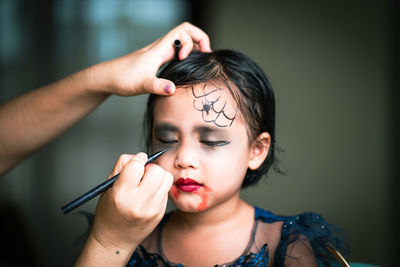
[248,132,271,170]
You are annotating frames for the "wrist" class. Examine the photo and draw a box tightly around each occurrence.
[83,63,113,95]
[75,232,137,267]
[91,228,139,253]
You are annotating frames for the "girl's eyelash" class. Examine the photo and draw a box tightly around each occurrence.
[157,138,231,148]
[200,141,231,147]
[158,138,178,144]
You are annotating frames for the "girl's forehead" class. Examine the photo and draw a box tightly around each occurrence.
[178,82,234,96]
[153,82,241,128]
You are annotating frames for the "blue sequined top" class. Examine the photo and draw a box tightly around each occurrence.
[126,207,348,266]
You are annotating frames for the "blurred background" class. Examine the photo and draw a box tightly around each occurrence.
[0,0,398,266]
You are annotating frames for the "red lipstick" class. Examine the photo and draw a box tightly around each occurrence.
[174,178,202,192]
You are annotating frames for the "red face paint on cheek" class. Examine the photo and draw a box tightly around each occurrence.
[193,186,212,211]
[171,186,179,199]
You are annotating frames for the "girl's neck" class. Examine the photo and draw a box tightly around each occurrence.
[160,195,256,266]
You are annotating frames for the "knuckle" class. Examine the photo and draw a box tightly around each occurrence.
[143,78,153,92]
[146,163,164,175]
[118,154,128,160]
[126,208,140,219]
[181,21,190,28]
[143,210,157,221]
[151,79,158,91]
[129,158,145,170]
[132,152,147,165]
[129,207,155,222]
[118,154,132,163]
[112,192,125,211]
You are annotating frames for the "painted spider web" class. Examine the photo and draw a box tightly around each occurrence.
[192,85,237,127]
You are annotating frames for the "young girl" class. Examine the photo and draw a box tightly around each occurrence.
[76,49,348,266]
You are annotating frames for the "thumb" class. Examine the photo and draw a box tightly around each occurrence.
[142,77,176,95]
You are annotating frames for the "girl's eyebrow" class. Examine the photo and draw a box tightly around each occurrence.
[154,123,178,133]
[154,123,226,135]
[194,125,225,135]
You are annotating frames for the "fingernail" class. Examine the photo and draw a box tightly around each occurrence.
[164,84,171,94]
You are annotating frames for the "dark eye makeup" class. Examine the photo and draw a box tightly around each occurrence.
[156,138,230,148]
[154,123,231,149]
[200,140,231,147]
[157,138,178,145]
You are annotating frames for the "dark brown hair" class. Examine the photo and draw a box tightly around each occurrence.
[144,50,281,188]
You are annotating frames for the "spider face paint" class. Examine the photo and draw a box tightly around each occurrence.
[192,85,237,127]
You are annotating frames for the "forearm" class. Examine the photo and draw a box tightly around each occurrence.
[0,67,109,175]
[75,233,137,267]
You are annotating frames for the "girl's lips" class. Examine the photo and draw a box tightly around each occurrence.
[174,178,202,192]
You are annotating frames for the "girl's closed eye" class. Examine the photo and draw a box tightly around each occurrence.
[157,138,230,148]
[200,140,231,148]
[157,138,178,145]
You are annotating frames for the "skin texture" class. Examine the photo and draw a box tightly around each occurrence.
[0,22,211,176]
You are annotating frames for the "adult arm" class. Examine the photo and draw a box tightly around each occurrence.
[0,22,210,175]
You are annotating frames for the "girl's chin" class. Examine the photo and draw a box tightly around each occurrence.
[169,197,210,213]
[169,185,213,212]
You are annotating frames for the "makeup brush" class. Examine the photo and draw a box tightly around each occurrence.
[174,39,181,61]
[61,148,169,215]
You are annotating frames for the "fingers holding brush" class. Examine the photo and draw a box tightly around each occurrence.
[112,152,147,188]
[177,22,211,60]
[145,21,211,63]
[91,153,171,251]
[107,153,143,178]
[141,164,173,207]
[134,22,210,95]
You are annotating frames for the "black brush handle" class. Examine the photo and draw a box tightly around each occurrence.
[61,148,169,215]
[174,39,181,61]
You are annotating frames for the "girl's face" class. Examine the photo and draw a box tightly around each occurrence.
[152,82,258,213]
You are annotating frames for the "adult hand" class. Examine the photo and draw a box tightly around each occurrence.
[89,22,211,97]
[89,153,173,252]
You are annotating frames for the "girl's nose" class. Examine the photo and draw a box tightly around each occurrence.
[174,141,199,169]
